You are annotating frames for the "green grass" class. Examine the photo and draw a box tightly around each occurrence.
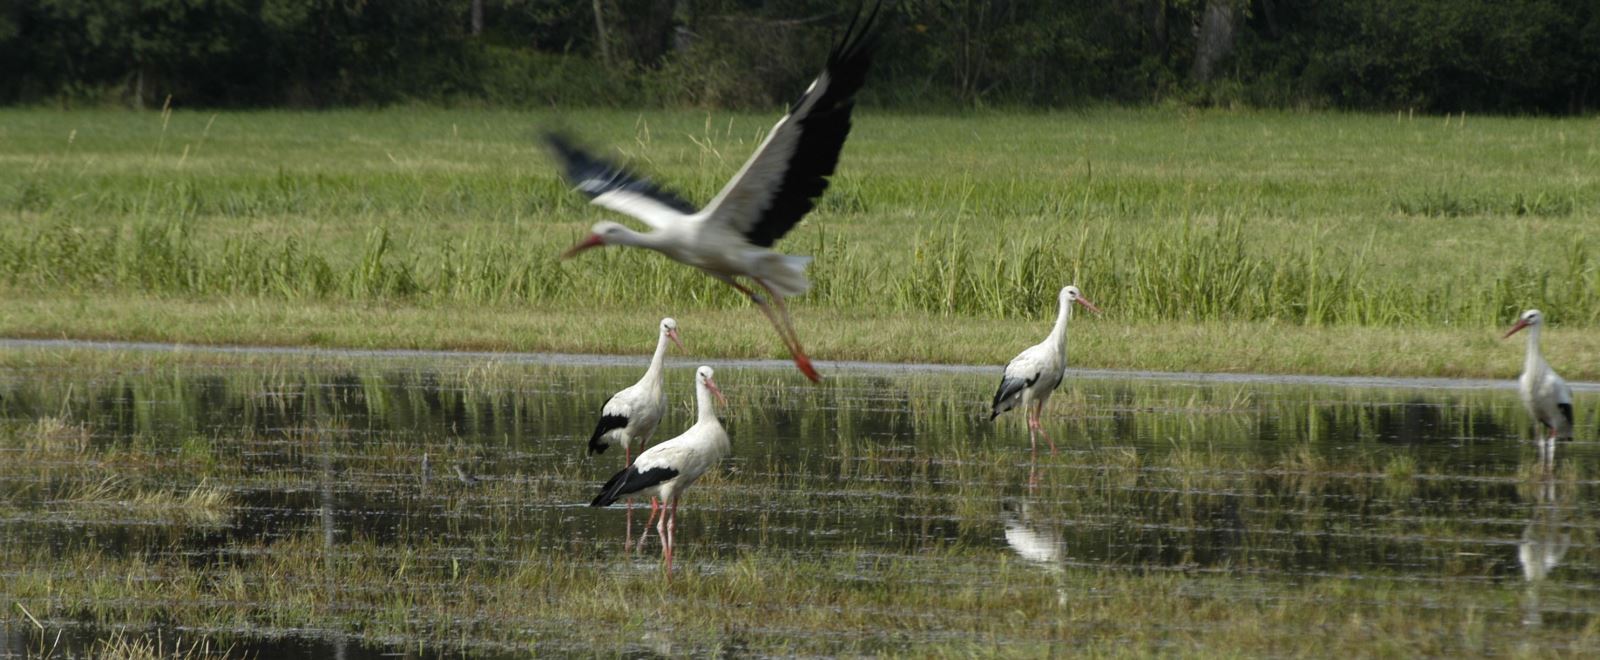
[3,396,1596,657]
[2,107,1598,378]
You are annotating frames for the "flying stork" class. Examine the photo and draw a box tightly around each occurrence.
[547,4,884,383]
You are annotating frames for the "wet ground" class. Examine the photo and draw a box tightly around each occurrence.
[1,343,1596,656]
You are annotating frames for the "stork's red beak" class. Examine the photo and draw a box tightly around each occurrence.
[706,378,728,407]
[1075,295,1103,315]
[1503,318,1532,339]
[668,327,685,351]
[560,234,604,260]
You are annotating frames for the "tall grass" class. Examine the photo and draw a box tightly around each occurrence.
[3,108,1598,336]
[4,213,1598,328]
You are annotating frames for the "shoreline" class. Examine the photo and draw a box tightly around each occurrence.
[5,336,1595,393]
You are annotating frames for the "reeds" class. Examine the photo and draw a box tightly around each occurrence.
[4,108,1598,340]
[6,213,1598,330]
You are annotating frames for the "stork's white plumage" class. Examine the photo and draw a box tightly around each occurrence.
[547,4,884,383]
[591,366,729,571]
[990,286,1101,454]
[1504,309,1575,469]
[587,317,684,467]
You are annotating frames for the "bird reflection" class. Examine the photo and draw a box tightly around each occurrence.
[1001,497,1064,569]
[1518,472,1571,627]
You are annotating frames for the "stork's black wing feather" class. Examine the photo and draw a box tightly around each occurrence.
[544,132,699,215]
[587,413,630,456]
[590,465,679,507]
[990,375,1032,420]
[705,2,884,248]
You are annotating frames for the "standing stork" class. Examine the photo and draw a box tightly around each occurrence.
[547,4,885,383]
[990,286,1101,455]
[1504,309,1575,470]
[587,317,683,547]
[588,317,684,467]
[591,366,729,571]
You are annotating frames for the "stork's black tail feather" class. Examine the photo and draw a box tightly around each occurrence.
[990,376,1027,420]
[1558,402,1575,439]
[590,467,632,507]
[589,465,680,507]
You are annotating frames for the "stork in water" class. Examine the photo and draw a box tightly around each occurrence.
[586,317,683,547]
[1504,309,1575,470]
[587,317,684,467]
[547,4,884,383]
[591,366,729,571]
[990,286,1101,454]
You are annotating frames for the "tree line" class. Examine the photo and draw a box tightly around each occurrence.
[2,1,1596,114]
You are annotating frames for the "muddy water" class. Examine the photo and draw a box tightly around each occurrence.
[1,348,1596,656]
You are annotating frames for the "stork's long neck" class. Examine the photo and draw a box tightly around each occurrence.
[614,226,669,252]
[642,329,670,384]
[1524,324,1546,374]
[1046,296,1072,351]
[695,381,720,425]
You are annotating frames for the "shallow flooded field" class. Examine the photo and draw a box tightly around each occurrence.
[1,345,1598,657]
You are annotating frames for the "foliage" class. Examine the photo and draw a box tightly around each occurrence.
[0,0,1597,112]
[1,107,1598,376]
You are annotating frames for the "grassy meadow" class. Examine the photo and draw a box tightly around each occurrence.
[2,107,1598,378]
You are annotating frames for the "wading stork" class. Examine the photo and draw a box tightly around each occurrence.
[585,317,684,546]
[587,317,684,467]
[547,4,884,383]
[590,365,729,571]
[990,286,1101,454]
[1504,309,1575,470]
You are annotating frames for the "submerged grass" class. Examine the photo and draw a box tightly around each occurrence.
[2,108,1598,378]
[8,535,1599,657]
[0,417,237,525]
[4,357,1600,655]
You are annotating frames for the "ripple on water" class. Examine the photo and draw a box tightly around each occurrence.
[0,346,1597,655]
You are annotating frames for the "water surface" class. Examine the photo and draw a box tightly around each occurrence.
[1,346,1596,655]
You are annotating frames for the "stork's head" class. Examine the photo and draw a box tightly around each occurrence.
[661,317,684,350]
[1504,309,1544,339]
[1061,285,1103,315]
[697,365,727,406]
[560,221,630,259]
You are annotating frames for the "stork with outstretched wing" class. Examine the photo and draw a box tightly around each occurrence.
[547,4,884,383]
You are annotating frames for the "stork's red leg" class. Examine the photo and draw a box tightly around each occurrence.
[663,499,678,572]
[712,274,820,382]
[623,445,634,548]
[1028,419,1038,456]
[754,279,821,383]
[654,499,669,563]
[637,497,661,553]
[1034,400,1057,455]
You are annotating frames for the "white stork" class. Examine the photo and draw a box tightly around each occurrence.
[1504,309,1575,470]
[990,286,1101,454]
[547,4,884,383]
[590,365,729,571]
[587,317,684,467]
